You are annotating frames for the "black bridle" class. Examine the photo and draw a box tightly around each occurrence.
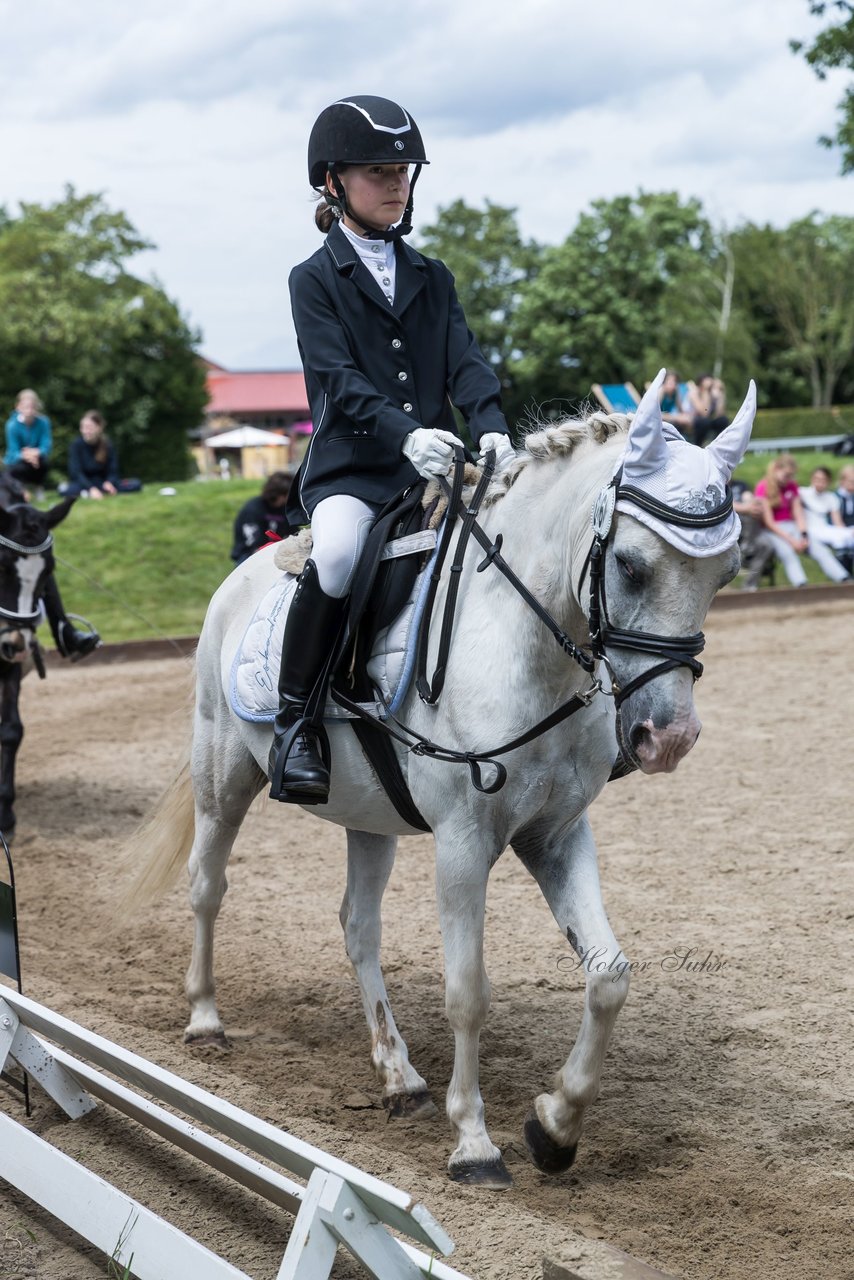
[331,448,733,794]
[578,468,732,708]
[0,524,54,672]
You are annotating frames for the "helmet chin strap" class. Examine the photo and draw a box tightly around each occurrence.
[327,164,422,241]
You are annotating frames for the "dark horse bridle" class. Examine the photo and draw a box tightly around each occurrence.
[0,522,55,673]
[332,447,734,795]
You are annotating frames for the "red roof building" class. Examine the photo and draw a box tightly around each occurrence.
[204,362,310,432]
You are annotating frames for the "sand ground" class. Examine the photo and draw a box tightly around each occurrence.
[1,598,852,1279]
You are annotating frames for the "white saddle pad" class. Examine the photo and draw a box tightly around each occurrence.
[229,530,439,724]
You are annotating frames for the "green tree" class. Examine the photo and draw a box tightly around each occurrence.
[0,186,208,481]
[792,1,854,173]
[416,200,541,425]
[731,214,854,407]
[506,192,753,416]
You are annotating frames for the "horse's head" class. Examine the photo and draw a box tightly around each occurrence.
[0,496,75,663]
[586,371,755,774]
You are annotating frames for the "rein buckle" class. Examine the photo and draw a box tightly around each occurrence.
[578,679,603,706]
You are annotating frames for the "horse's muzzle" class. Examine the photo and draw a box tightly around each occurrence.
[629,712,702,774]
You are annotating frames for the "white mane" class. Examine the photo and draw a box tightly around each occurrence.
[483,410,630,507]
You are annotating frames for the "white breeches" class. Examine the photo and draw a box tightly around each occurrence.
[310,495,377,598]
[767,523,808,587]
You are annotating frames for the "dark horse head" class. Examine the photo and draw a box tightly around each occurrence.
[0,475,75,664]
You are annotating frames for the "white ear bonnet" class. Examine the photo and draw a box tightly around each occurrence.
[613,370,757,557]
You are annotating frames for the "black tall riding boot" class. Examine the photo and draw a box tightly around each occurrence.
[268,559,346,804]
[42,574,101,661]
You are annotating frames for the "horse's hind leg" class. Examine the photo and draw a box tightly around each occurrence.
[513,813,630,1173]
[185,726,266,1047]
[341,829,436,1118]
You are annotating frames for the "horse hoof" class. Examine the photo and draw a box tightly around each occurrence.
[384,1089,438,1121]
[523,1110,577,1174]
[184,1029,231,1051]
[448,1158,513,1189]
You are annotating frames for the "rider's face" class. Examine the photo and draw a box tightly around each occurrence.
[331,164,411,233]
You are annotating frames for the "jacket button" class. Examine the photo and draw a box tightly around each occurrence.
[392,339,402,349]
[398,371,408,381]
[403,403,413,412]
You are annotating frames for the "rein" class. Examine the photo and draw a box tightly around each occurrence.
[577,470,721,707]
[332,447,731,795]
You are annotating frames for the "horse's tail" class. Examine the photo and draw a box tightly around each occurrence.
[116,753,196,917]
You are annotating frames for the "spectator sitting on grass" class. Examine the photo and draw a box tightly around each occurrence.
[60,410,142,499]
[231,472,292,565]
[836,464,854,575]
[798,465,853,583]
[4,388,52,497]
[731,478,777,591]
[688,374,729,448]
[755,454,809,587]
[658,370,692,433]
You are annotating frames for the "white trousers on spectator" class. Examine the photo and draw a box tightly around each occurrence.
[805,525,851,582]
[310,495,377,599]
[767,522,807,587]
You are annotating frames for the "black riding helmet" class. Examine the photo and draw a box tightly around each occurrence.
[308,95,429,240]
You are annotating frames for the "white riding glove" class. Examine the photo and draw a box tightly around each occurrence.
[477,432,515,473]
[401,428,459,478]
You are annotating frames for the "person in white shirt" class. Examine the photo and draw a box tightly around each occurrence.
[798,466,854,582]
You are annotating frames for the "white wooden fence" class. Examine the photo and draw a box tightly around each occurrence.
[0,983,471,1280]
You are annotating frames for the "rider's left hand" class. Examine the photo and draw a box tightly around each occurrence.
[477,432,515,473]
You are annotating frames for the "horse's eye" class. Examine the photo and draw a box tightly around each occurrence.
[616,555,637,581]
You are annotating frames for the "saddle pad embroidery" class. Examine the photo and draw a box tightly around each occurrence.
[229,534,440,724]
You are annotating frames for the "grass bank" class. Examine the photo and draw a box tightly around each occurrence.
[41,447,851,646]
[46,478,260,644]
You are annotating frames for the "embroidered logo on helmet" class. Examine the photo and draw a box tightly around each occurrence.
[395,140,404,150]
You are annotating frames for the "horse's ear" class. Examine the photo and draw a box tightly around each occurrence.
[623,369,669,478]
[44,496,77,529]
[706,381,756,480]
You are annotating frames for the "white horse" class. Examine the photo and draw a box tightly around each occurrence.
[130,372,755,1188]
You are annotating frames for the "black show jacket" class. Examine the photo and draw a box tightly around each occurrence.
[286,220,509,525]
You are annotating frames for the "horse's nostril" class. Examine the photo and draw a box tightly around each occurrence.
[630,723,651,755]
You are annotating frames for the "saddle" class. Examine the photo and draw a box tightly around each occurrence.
[329,485,439,829]
[233,480,466,829]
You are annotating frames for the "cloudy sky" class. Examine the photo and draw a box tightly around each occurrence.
[3,0,852,369]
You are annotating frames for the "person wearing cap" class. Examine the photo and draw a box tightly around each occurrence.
[269,95,514,804]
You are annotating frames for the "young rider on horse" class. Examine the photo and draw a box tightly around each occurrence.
[269,95,515,804]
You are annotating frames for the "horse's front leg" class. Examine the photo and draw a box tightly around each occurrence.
[434,826,511,1189]
[513,813,630,1173]
[340,829,435,1118]
[0,667,24,839]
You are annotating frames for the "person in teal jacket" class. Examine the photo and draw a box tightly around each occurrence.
[4,388,52,491]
